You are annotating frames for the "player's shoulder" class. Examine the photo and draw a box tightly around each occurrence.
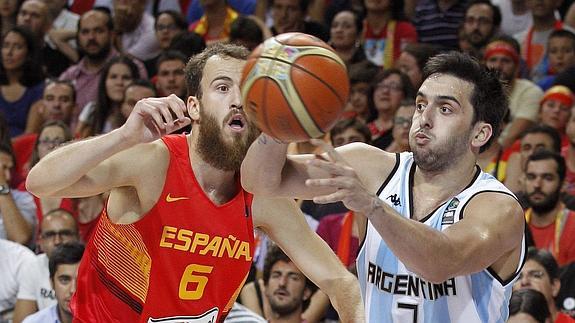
[465,190,523,221]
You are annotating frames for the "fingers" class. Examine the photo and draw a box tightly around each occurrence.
[309,139,346,163]
[135,95,191,133]
[307,158,353,176]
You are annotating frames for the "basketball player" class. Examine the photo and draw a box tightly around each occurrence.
[26,44,363,322]
[241,52,526,322]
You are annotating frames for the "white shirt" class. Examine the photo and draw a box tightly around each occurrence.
[0,239,36,314]
[18,253,57,310]
[45,9,80,50]
[120,13,161,61]
[22,303,61,323]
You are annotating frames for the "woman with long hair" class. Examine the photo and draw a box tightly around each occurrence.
[0,25,44,137]
[329,9,366,66]
[76,55,140,138]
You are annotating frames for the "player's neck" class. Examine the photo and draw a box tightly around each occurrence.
[530,202,563,227]
[415,154,477,188]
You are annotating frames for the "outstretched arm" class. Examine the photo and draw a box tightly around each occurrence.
[26,95,190,198]
[253,196,364,323]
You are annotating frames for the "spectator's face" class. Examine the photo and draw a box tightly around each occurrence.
[265,260,310,316]
[520,133,555,167]
[396,51,422,89]
[17,0,49,36]
[155,13,184,50]
[156,59,186,98]
[1,31,27,71]
[514,259,560,308]
[40,213,78,258]
[52,262,79,319]
[332,127,367,147]
[0,0,19,18]
[105,63,134,103]
[463,4,495,47]
[346,82,370,121]
[524,158,562,212]
[121,85,155,119]
[37,125,68,160]
[373,73,405,116]
[42,83,75,123]
[485,53,517,81]
[393,105,415,151]
[272,0,303,34]
[539,98,571,132]
[113,0,145,32]
[330,11,358,50]
[527,0,560,18]
[548,37,575,74]
[78,11,112,60]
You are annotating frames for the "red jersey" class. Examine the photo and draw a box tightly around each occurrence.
[527,208,575,266]
[71,134,255,323]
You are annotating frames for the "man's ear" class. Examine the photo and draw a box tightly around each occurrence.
[303,287,312,302]
[188,96,200,121]
[472,122,492,149]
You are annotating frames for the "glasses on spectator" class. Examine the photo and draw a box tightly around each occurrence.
[156,24,178,32]
[464,16,493,26]
[375,82,403,93]
[518,270,545,281]
[41,229,76,240]
[394,117,412,127]
[38,138,66,147]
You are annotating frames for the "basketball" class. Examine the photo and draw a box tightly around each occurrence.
[240,32,350,142]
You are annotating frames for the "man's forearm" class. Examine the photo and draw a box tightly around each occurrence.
[26,128,137,197]
[241,133,289,194]
[326,275,365,323]
[0,195,32,244]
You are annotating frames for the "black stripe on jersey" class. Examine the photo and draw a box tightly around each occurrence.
[457,189,524,286]
[376,153,400,196]
[91,256,143,314]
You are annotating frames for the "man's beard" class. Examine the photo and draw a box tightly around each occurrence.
[529,188,562,214]
[80,42,111,61]
[114,9,142,33]
[268,289,303,316]
[196,108,259,172]
[411,129,471,173]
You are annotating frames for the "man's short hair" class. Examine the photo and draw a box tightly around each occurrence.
[329,118,372,145]
[525,149,566,183]
[525,247,559,280]
[154,10,187,31]
[465,0,502,28]
[49,241,84,278]
[44,79,76,102]
[423,51,508,153]
[126,79,157,96]
[548,29,575,49]
[156,50,187,71]
[78,7,114,31]
[519,125,562,153]
[509,289,550,323]
[184,43,249,98]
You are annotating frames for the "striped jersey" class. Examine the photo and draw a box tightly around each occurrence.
[356,153,525,323]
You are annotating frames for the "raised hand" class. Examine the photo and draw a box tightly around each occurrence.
[305,139,377,214]
[121,94,192,144]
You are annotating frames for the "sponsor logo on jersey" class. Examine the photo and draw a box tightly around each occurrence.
[441,198,459,225]
[387,194,401,206]
[147,307,219,323]
[166,194,191,203]
[159,226,252,261]
[367,262,457,300]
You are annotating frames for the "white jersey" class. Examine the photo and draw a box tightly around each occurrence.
[356,153,526,323]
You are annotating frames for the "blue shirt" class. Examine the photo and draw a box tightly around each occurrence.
[22,304,60,323]
[0,82,44,137]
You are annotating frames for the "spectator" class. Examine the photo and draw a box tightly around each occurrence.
[460,0,501,58]
[189,0,238,45]
[22,242,84,323]
[514,248,575,323]
[329,9,365,66]
[12,209,79,323]
[0,239,36,322]
[0,0,21,36]
[0,112,36,245]
[187,0,255,23]
[491,0,532,36]
[155,51,186,100]
[229,15,267,51]
[538,29,575,90]
[523,150,575,266]
[113,0,160,61]
[28,80,76,134]
[508,289,551,323]
[120,79,157,120]
[538,85,574,145]
[145,10,187,76]
[366,69,415,150]
[514,0,575,82]
[167,30,206,60]
[269,0,329,41]
[75,55,139,138]
[362,0,416,68]
[395,43,442,90]
[42,0,80,64]
[386,99,415,153]
[0,26,44,138]
[484,36,544,148]
[562,104,575,197]
[413,0,471,49]
[343,61,379,122]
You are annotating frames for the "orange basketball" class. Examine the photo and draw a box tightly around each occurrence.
[241,32,349,142]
